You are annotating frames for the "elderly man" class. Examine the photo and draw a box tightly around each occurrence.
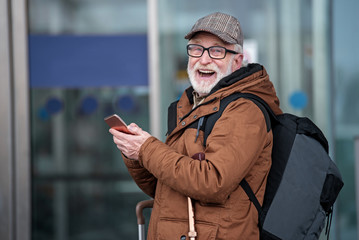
[109,12,282,240]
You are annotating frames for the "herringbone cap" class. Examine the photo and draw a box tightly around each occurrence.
[185,12,243,46]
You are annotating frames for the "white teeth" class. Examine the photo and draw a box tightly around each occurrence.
[199,70,214,74]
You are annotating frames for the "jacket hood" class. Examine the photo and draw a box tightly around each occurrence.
[185,63,282,115]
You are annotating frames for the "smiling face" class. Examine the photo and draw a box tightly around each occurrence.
[187,32,243,96]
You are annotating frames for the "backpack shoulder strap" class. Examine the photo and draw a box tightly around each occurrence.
[240,179,263,215]
[203,92,275,223]
[167,100,179,136]
[203,92,274,146]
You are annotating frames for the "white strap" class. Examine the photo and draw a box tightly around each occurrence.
[187,197,197,239]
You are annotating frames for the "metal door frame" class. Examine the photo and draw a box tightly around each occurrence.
[355,136,359,236]
[0,0,30,240]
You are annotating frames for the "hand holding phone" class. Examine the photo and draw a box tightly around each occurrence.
[104,114,132,134]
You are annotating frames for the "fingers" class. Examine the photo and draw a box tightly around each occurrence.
[108,123,152,160]
[109,128,123,136]
[109,123,141,136]
[128,123,139,128]
[109,128,128,148]
[127,123,142,135]
[109,128,118,136]
[108,125,142,160]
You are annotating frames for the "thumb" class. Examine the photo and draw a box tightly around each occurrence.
[127,123,142,134]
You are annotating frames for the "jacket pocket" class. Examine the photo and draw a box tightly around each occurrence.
[157,218,218,240]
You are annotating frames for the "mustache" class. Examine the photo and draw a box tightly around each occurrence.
[191,62,219,72]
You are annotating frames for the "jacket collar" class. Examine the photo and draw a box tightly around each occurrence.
[208,63,263,95]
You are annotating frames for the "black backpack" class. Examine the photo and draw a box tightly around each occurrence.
[200,92,344,240]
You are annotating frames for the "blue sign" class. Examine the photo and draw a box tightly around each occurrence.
[289,91,308,110]
[80,96,98,115]
[45,97,63,114]
[29,34,148,88]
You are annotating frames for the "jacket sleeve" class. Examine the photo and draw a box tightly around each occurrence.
[138,99,271,204]
[122,154,157,198]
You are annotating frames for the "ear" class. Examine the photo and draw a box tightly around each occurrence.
[232,54,244,71]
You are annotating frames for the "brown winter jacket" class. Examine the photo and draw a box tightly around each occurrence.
[123,64,282,240]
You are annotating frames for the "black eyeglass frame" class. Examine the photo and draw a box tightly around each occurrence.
[186,44,239,59]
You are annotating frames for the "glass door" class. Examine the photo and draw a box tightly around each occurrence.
[29,1,150,239]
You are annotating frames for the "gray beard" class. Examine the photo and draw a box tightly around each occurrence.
[187,58,234,96]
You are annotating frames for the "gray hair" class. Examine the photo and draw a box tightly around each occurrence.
[234,44,243,54]
[233,44,247,67]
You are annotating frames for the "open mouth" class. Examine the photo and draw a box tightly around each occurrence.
[198,69,216,78]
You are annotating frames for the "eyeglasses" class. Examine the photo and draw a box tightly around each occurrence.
[186,44,239,59]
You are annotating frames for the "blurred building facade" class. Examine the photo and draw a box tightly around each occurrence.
[1,0,358,239]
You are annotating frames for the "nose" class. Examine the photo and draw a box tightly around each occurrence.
[199,49,212,65]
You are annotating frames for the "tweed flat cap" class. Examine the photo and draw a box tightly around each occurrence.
[185,12,243,46]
